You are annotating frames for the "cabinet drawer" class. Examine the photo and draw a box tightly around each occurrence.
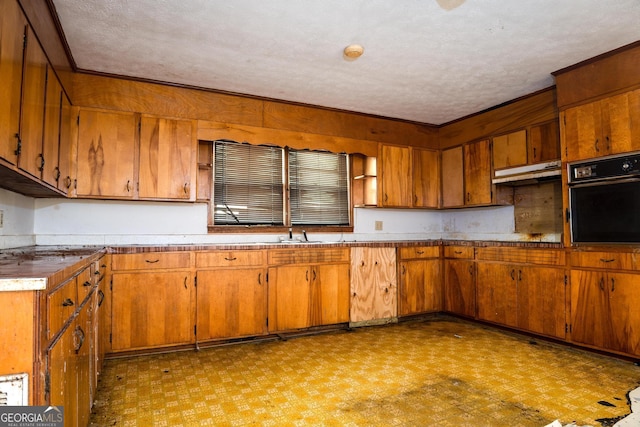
[48,278,77,339]
[398,246,439,259]
[196,250,265,268]
[268,248,349,265]
[76,266,94,304]
[476,247,565,266]
[443,246,474,259]
[111,252,191,271]
[570,251,636,271]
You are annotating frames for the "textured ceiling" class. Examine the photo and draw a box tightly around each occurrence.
[50,0,640,125]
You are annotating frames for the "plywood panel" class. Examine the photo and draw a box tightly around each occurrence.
[350,247,397,324]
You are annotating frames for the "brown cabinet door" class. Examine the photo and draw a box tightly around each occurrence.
[311,263,350,326]
[350,247,397,324]
[529,120,560,164]
[412,148,440,208]
[441,146,464,208]
[601,90,640,155]
[18,27,47,179]
[0,0,26,164]
[444,259,476,318]
[571,270,640,355]
[76,109,137,198]
[380,145,411,207]
[111,271,194,351]
[139,116,195,200]
[492,130,527,170]
[516,266,565,339]
[268,264,311,331]
[464,139,492,206]
[47,323,78,427]
[399,259,442,316]
[57,95,74,194]
[196,268,267,340]
[562,102,602,162]
[42,68,63,188]
[476,263,518,327]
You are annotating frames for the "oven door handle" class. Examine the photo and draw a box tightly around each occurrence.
[569,176,640,188]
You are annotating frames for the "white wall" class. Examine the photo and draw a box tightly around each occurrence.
[0,189,560,249]
[0,188,36,249]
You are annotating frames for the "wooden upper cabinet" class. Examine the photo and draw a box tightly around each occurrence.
[57,97,74,194]
[441,146,464,208]
[529,120,560,163]
[412,148,440,208]
[18,26,47,179]
[563,89,640,162]
[0,0,26,165]
[42,67,63,188]
[76,109,137,198]
[379,144,411,207]
[464,139,492,206]
[492,130,527,170]
[139,116,196,200]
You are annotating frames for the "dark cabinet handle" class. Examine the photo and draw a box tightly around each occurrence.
[14,133,21,156]
[126,180,131,192]
[595,138,599,152]
[38,154,45,171]
[611,278,615,292]
[258,273,262,285]
[510,269,515,281]
[83,280,92,287]
[454,250,463,255]
[54,167,60,181]
[518,270,522,281]
[62,298,74,307]
[65,176,72,189]
[533,147,537,160]
[74,326,85,354]
[224,257,237,261]
[600,258,615,263]
[184,183,189,194]
[599,277,605,291]
[306,269,309,282]
[312,269,317,281]
[184,277,188,289]
[145,259,160,263]
[402,265,406,275]
[468,265,474,275]
[416,250,425,255]
[98,289,105,307]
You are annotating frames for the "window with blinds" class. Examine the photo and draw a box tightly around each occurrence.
[289,149,349,225]
[214,140,284,225]
[213,140,350,227]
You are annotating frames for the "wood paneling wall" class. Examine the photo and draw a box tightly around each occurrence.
[72,73,438,150]
[553,41,640,109]
[438,88,558,149]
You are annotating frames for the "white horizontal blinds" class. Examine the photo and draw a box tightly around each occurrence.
[289,149,349,225]
[214,140,284,225]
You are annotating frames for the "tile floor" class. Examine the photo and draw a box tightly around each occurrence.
[89,316,640,426]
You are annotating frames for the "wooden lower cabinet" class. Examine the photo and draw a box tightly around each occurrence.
[477,263,566,338]
[196,268,267,340]
[268,261,350,332]
[350,247,397,325]
[111,271,194,351]
[571,270,640,356]
[48,323,78,427]
[444,259,475,317]
[398,247,442,316]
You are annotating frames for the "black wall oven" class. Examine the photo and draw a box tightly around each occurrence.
[569,152,640,244]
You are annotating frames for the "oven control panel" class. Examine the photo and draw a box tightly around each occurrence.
[569,152,640,183]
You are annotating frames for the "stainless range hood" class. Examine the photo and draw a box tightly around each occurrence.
[492,160,561,185]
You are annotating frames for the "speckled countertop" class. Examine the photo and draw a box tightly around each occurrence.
[0,240,564,291]
[0,246,106,291]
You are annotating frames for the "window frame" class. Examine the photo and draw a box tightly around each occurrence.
[208,139,353,233]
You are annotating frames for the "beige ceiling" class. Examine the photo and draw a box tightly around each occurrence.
[50,0,640,125]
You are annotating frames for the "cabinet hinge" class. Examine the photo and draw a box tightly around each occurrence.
[194,276,197,287]
[266,272,269,283]
[194,325,197,336]
[109,333,112,344]
[44,371,50,395]
[77,114,80,126]
[564,275,568,285]
[22,30,27,50]
[266,317,269,327]
[110,277,113,291]
[565,323,572,333]
[565,208,570,223]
